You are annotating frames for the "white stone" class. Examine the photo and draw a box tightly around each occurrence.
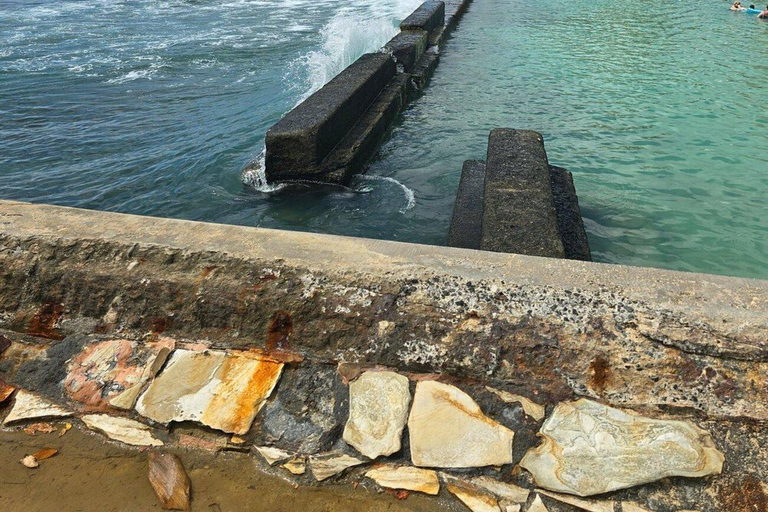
[520,399,725,497]
[528,495,549,512]
[471,476,529,504]
[343,371,411,459]
[309,453,366,481]
[2,390,73,425]
[136,349,283,435]
[408,380,514,468]
[537,490,613,512]
[255,446,292,466]
[485,386,546,421]
[81,414,163,447]
[500,502,520,512]
[365,465,440,495]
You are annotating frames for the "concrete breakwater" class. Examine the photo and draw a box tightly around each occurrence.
[1,201,768,511]
[252,0,472,185]
[448,129,591,261]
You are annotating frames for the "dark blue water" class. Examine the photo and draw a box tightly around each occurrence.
[2,0,767,279]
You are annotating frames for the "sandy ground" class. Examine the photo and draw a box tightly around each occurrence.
[0,424,449,512]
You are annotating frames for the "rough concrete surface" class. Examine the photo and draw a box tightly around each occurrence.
[447,160,485,249]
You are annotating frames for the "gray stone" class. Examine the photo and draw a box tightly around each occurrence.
[343,370,411,459]
[549,166,591,261]
[265,53,395,183]
[520,399,725,496]
[258,365,347,454]
[400,1,445,34]
[384,30,429,72]
[480,129,565,257]
[448,160,486,249]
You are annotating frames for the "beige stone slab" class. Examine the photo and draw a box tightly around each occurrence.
[520,399,724,497]
[81,414,163,447]
[485,386,545,421]
[343,370,411,459]
[528,495,549,512]
[471,476,529,504]
[408,381,514,468]
[621,504,653,512]
[365,465,440,495]
[443,475,501,512]
[3,390,73,425]
[537,490,613,512]
[135,349,283,435]
[110,343,173,410]
[282,457,306,475]
[255,446,292,466]
[309,453,366,481]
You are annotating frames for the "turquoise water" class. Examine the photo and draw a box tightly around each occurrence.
[2,0,767,279]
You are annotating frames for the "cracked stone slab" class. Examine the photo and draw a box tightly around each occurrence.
[444,475,501,512]
[64,338,174,409]
[135,349,283,435]
[365,465,440,495]
[81,414,163,447]
[520,399,725,496]
[255,446,292,466]
[408,380,515,468]
[343,370,411,459]
[309,452,366,481]
[2,390,73,424]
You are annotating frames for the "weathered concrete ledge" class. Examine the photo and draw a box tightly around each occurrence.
[0,201,767,511]
[449,129,591,261]
[256,0,472,185]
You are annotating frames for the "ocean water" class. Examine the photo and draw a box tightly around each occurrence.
[1,0,767,279]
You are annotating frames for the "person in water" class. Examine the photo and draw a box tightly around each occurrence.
[759,4,768,17]
[731,1,747,11]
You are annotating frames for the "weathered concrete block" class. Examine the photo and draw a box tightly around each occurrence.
[408,48,440,91]
[480,129,565,257]
[322,73,410,184]
[447,160,485,249]
[400,1,445,34]
[265,53,396,182]
[444,0,473,29]
[550,165,592,262]
[384,30,429,72]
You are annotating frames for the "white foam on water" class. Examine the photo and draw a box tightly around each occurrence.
[241,152,287,193]
[356,175,416,213]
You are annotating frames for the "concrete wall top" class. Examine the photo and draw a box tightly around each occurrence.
[400,1,445,34]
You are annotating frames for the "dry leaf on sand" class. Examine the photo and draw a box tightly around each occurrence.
[148,452,191,511]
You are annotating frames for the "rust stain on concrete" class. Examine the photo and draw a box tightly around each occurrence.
[27,302,65,340]
[266,310,292,351]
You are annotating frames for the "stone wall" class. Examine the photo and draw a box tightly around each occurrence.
[1,201,767,511]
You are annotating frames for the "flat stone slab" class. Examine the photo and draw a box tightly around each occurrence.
[480,129,565,257]
[400,1,445,34]
[520,399,725,496]
[309,452,366,481]
[82,414,163,447]
[365,465,440,495]
[135,349,283,435]
[408,380,514,468]
[343,370,411,459]
[2,390,72,424]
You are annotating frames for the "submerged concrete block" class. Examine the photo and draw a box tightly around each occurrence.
[265,53,396,182]
[409,48,440,91]
[400,1,445,34]
[384,30,429,72]
[480,129,565,257]
[550,165,592,261]
[447,160,485,249]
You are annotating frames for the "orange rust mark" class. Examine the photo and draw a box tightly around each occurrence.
[27,302,65,340]
[588,356,611,395]
[201,265,217,279]
[151,316,173,334]
[266,310,292,351]
[0,377,15,404]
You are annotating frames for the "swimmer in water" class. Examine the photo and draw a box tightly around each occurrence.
[759,4,768,17]
[731,1,747,11]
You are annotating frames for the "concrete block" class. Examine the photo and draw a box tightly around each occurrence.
[550,166,592,261]
[444,0,473,29]
[400,1,445,34]
[480,129,565,258]
[409,48,440,91]
[447,160,485,249]
[265,53,396,182]
[384,30,429,72]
